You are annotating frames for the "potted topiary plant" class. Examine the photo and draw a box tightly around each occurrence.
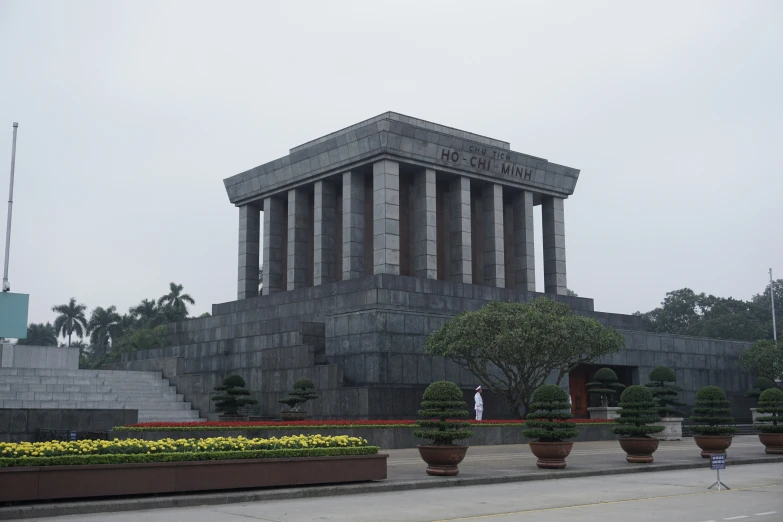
[587,367,625,420]
[754,387,783,454]
[691,385,737,458]
[212,374,257,421]
[747,377,777,423]
[522,384,580,469]
[645,366,686,441]
[278,378,319,421]
[612,385,664,463]
[413,381,473,476]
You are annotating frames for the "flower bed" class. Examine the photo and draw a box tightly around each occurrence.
[0,435,376,468]
[115,418,614,431]
[0,435,387,502]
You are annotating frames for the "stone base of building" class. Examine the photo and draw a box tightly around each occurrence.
[117,275,755,420]
[587,407,621,420]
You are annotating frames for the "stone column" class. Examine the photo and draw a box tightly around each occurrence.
[313,180,337,286]
[287,188,310,290]
[262,196,285,295]
[542,195,567,295]
[482,183,505,288]
[373,160,400,275]
[412,168,437,279]
[448,176,472,283]
[342,171,365,280]
[237,203,260,300]
[513,190,536,292]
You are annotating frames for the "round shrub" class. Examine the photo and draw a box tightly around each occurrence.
[279,378,319,412]
[690,386,737,436]
[522,385,579,442]
[644,366,686,418]
[754,387,783,434]
[212,374,257,415]
[413,381,473,445]
[587,367,625,406]
[611,385,664,438]
[648,366,677,383]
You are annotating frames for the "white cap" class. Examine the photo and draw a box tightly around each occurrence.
[475,385,482,391]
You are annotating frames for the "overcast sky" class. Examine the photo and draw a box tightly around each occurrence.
[0,0,781,330]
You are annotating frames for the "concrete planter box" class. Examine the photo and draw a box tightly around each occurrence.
[0,454,388,502]
[653,417,683,441]
[751,408,760,423]
[112,424,617,449]
[587,407,621,420]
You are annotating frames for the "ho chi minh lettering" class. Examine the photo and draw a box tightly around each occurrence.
[439,147,533,181]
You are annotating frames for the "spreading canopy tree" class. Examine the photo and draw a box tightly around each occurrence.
[739,340,783,385]
[424,298,625,418]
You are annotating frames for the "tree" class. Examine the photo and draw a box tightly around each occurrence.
[611,386,664,438]
[566,289,578,297]
[87,306,122,359]
[644,366,686,418]
[51,298,88,346]
[413,381,473,445]
[16,323,58,346]
[158,282,195,321]
[112,325,168,354]
[129,299,163,329]
[587,367,625,407]
[750,279,783,340]
[212,374,257,415]
[278,378,319,412]
[739,340,783,384]
[690,386,737,436]
[424,298,625,418]
[522,384,579,442]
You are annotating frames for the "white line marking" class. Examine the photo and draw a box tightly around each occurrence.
[755,513,777,517]
[725,517,749,520]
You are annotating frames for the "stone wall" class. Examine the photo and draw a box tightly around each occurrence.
[0,344,79,370]
[0,409,138,442]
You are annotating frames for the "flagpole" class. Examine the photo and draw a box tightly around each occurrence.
[2,122,18,293]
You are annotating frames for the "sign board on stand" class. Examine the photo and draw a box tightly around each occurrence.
[708,454,729,490]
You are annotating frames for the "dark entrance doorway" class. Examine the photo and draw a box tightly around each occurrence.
[569,364,637,418]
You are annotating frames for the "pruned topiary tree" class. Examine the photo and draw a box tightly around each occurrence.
[413,381,473,445]
[644,366,686,418]
[587,367,625,407]
[754,387,783,434]
[522,385,579,442]
[212,374,257,415]
[746,377,778,402]
[612,385,664,438]
[690,386,737,436]
[278,378,319,412]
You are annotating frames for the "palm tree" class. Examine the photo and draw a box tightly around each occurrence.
[17,323,58,346]
[51,298,88,346]
[87,306,122,358]
[158,282,195,320]
[129,299,162,328]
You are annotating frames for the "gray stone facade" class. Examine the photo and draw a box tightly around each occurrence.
[119,114,756,422]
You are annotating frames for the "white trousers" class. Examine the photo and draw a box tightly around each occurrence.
[475,408,483,421]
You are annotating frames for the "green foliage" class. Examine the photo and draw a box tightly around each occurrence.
[637,281,783,342]
[522,385,579,442]
[611,385,664,438]
[129,299,165,329]
[158,282,196,321]
[690,386,737,436]
[0,446,379,468]
[739,340,783,383]
[51,298,88,346]
[644,366,686,418]
[278,378,319,412]
[754,388,783,434]
[424,298,624,418]
[587,367,625,406]
[87,306,122,359]
[16,322,58,346]
[112,325,168,354]
[746,377,778,400]
[413,381,473,445]
[213,374,258,414]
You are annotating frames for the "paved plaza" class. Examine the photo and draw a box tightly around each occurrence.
[5,436,782,520]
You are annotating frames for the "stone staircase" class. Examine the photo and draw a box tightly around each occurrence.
[0,368,202,423]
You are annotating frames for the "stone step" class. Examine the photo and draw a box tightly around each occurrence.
[0,368,163,379]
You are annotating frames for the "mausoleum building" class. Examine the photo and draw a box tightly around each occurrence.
[119,113,755,420]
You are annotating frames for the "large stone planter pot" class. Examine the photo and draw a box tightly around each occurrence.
[528,441,574,469]
[653,417,683,441]
[758,433,783,454]
[417,445,468,476]
[694,435,733,458]
[587,407,621,420]
[280,411,308,421]
[618,437,659,463]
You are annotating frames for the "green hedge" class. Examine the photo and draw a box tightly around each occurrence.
[0,446,380,468]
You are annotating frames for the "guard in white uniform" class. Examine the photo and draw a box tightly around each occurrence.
[474,385,484,421]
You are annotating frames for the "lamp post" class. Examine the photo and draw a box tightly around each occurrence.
[771,268,777,342]
[2,122,18,293]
